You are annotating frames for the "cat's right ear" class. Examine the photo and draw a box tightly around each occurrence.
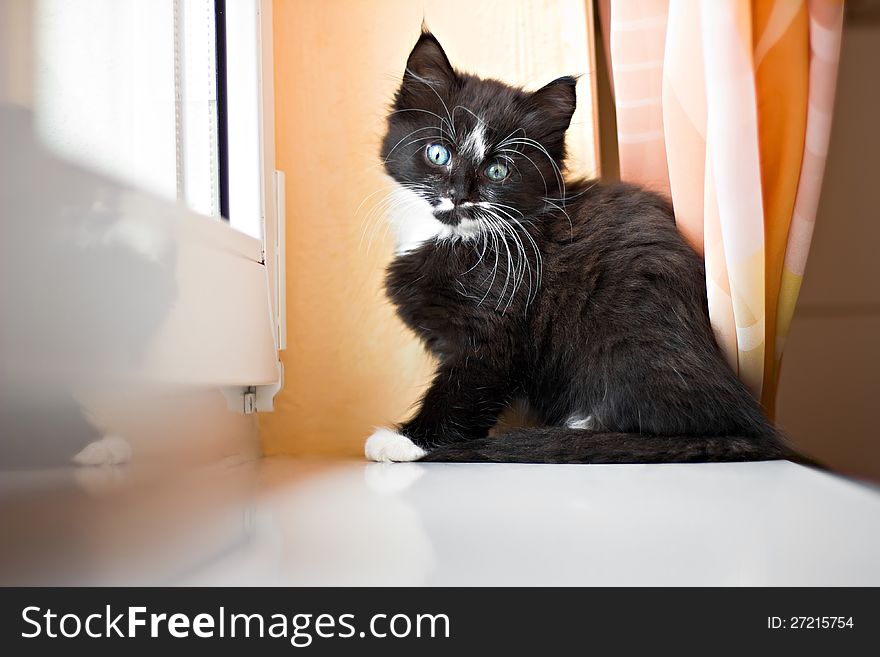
[401,30,457,97]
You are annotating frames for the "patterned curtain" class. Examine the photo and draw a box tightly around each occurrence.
[600,0,844,414]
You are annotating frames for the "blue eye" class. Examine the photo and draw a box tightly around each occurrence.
[485,161,509,182]
[425,143,451,166]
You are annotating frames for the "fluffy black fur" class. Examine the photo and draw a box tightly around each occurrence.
[377,30,797,464]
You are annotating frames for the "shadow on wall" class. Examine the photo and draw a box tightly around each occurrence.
[0,107,262,471]
[0,107,176,468]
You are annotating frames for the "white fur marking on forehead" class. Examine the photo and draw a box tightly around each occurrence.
[461,122,487,162]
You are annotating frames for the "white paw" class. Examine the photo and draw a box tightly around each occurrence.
[364,428,427,463]
[72,435,132,466]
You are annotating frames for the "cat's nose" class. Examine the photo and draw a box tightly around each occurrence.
[447,189,468,206]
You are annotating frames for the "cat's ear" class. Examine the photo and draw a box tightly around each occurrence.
[402,30,457,92]
[529,76,578,136]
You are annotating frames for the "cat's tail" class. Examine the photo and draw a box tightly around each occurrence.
[419,427,818,466]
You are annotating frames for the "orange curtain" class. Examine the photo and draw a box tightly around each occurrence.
[602,0,844,414]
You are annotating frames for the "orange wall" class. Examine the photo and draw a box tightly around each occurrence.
[259,0,598,457]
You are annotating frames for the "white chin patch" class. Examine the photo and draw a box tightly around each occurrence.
[365,428,427,463]
[455,217,482,240]
[461,122,487,162]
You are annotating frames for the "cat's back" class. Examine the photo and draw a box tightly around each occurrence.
[534,180,709,334]
[563,180,676,240]
[547,180,702,277]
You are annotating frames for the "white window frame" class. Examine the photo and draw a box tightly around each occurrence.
[16,0,285,413]
[175,0,286,409]
[221,0,286,409]
[222,0,286,356]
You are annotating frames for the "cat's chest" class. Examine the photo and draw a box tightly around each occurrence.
[386,241,535,313]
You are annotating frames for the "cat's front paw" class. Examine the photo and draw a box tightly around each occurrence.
[365,428,427,463]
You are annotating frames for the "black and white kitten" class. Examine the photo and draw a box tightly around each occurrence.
[365,30,796,464]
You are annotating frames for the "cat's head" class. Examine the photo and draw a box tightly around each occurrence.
[380,30,576,246]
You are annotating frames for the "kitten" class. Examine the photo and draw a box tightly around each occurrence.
[365,30,798,464]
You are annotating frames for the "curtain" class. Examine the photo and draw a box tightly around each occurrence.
[600,0,844,414]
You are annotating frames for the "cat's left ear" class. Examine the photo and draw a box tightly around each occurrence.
[401,31,457,95]
[528,76,578,138]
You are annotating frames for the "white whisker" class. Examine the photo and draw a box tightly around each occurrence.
[486,202,543,303]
